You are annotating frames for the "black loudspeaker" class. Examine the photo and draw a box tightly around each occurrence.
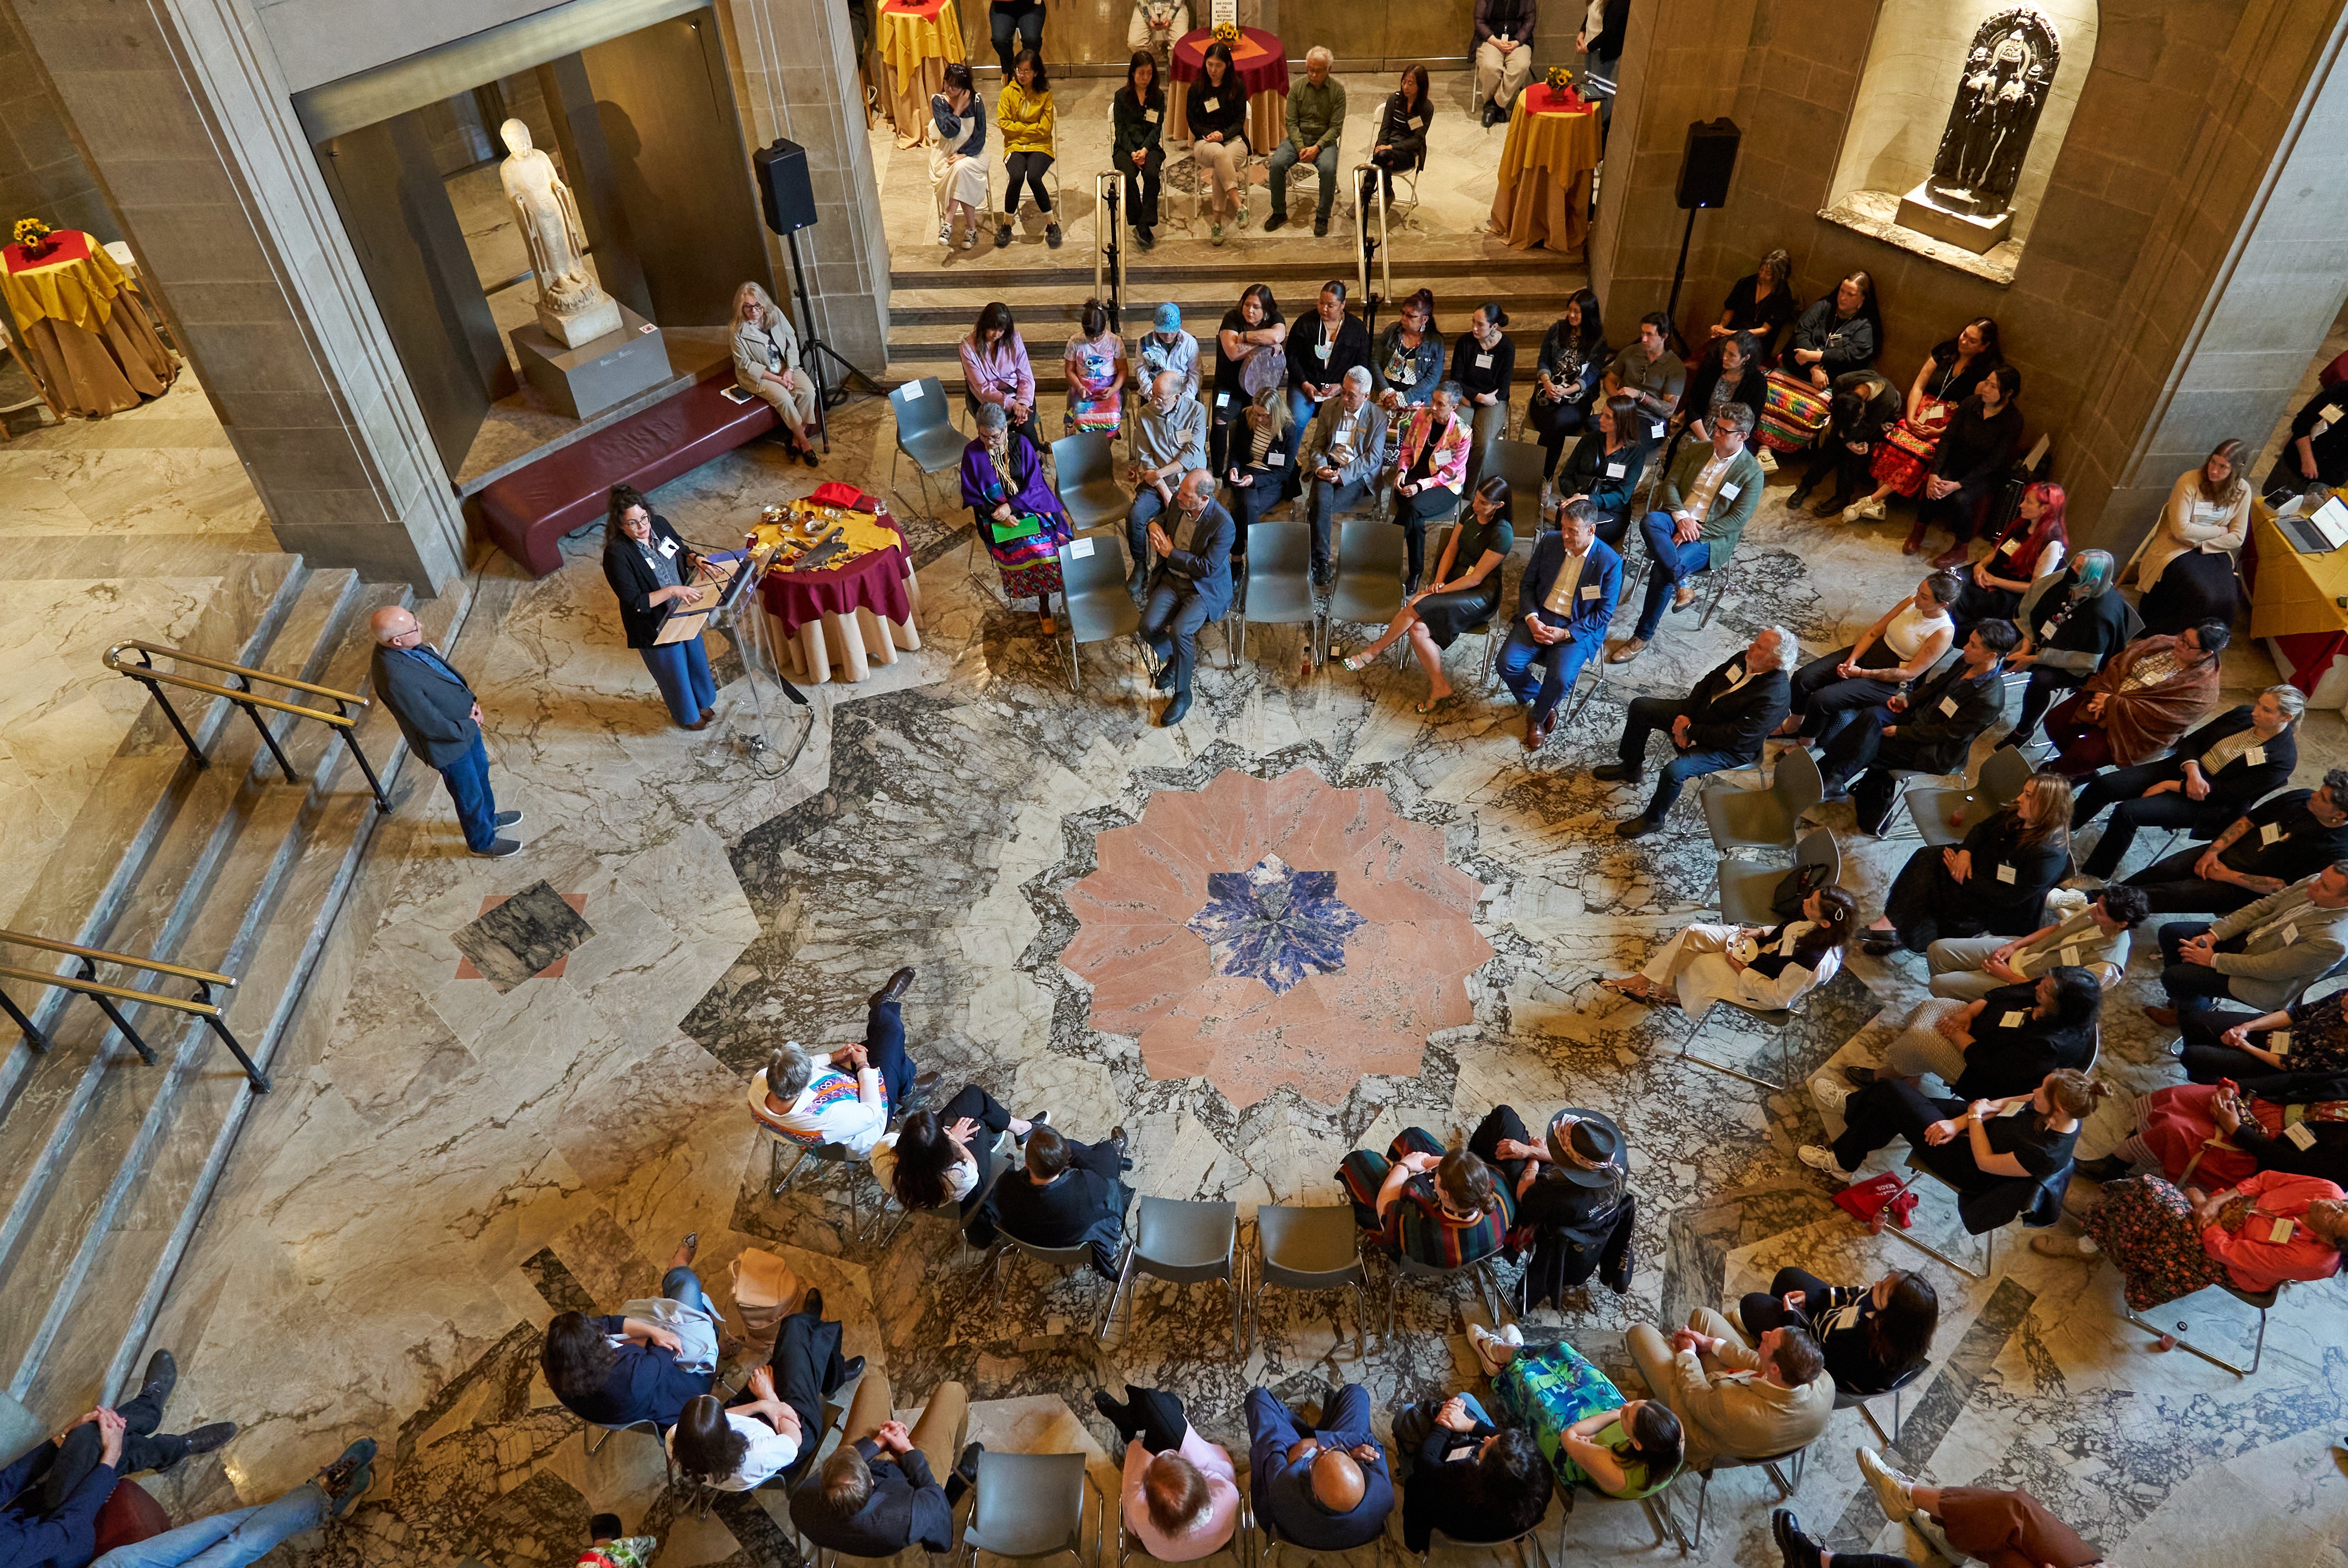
[754,138,817,234]
[1676,118,1741,210]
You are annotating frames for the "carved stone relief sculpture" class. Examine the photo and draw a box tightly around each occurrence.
[1894,7,2060,254]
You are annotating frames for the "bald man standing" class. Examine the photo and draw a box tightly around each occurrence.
[1245,1383,1392,1552]
[369,606,521,857]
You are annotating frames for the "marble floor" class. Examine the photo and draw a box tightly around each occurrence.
[86,374,2348,1568]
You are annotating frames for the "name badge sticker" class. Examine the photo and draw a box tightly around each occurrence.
[1145,109,1160,123]
[1216,391,1230,407]
[657,535,679,559]
[1069,537,1096,558]
[1606,461,1627,478]
[2059,945,2080,965]
[2039,620,2057,639]
[1475,353,1494,369]
[2263,822,2285,845]
[1579,584,1600,600]
[1999,1010,2027,1028]
[2286,1122,2318,1149]
[2269,1216,2298,1244]
[1995,863,2016,884]
[2282,922,2300,946]
[902,381,925,400]
[1202,97,1218,111]
[1408,116,1424,130]
[2273,1029,2293,1055]
[1720,482,1743,500]
[1939,696,1958,716]
[2247,745,2267,766]
[1266,451,1284,465]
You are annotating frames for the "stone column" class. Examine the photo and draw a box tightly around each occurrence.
[717,0,893,379]
[4,0,467,589]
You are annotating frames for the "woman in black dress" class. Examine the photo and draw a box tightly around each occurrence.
[1862,771,2074,956]
[1555,395,1655,549]
[1528,288,1606,479]
[1338,476,1515,714]
[1710,247,1797,360]
[1913,366,2025,568]
[1737,1268,1936,1397]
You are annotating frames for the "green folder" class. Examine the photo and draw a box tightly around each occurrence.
[988,512,1046,545]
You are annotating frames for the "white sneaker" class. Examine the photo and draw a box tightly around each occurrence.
[1856,1446,1916,1520]
[1756,447,1778,472]
[1797,1143,1845,1174]
[1468,1322,1523,1375]
[1848,497,1887,522]
[939,220,952,245]
[1811,1077,1851,1116]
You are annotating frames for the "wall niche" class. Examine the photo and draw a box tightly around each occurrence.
[1823,0,2099,284]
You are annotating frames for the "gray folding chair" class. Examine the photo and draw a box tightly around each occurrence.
[1323,517,1408,666]
[1718,826,1839,925]
[584,1416,673,1485]
[1903,744,2032,846]
[1672,1442,1810,1551]
[1058,534,1144,692]
[766,1130,874,1241]
[1882,1153,2071,1281]
[1668,992,1811,1093]
[891,376,965,514]
[959,1450,1100,1568]
[1239,519,1320,666]
[1835,1359,1928,1453]
[1421,1517,1559,1568]
[1486,437,1546,537]
[1101,1196,1242,1354]
[2123,1275,2320,1376]
[1250,1203,1371,1357]
[1052,432,1131,534]
[986,1229,1115,1332]
[874,1139,1015,1254]
[0,1392,43,1467]
[1701,744,1824,864]
[1386,1246,1505,1336]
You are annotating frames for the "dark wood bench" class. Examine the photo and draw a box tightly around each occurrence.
[477,374,779,577]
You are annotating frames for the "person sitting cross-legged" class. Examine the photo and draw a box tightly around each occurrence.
[790,1374,977,1559]
[1610,402,1765,663]
[748,967,934,1158]
[2147,864,2348,1047]
[1602,886,1856,1018]
[1341,476,1518,716]
[2123,767,2348,916]
[1495,498,1619,752]
[1819,965,2101,1114]
[1338,1129,1513,1268]
[1246,1384,1393,1552]
[1138,471,1235,729]
[1821,619,2016,836]
[1925,884,2146,1000]
[2073,684,2303,882]
[83,1439,378,1568]
[1623,1309,1832,1474]
[1094,1385,1240,1561]
[985,1122,1134,1277]
[1594,625,1796,839]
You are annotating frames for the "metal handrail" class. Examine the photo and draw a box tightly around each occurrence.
[0,931,233,988]
[102,641,389,813]
[0,962,267,1091]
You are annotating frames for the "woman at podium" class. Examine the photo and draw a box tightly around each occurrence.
[604,484,720,730]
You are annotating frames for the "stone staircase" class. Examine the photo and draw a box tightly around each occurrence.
[884,252,1587,399]
[0,555,469,1416]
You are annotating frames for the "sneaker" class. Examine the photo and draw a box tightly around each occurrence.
[1046,221,1064,249]
[957,229,976,251]
[1235,199,1249,228]
[1797,1143,1845,1174]
[1810,1077,1851,1116]
[995,223,1012,247]
[1856,1446,1916,1520]
[492,809,524,828]
[1468,1322,1523,1375]
[1755,447,1778,472]
[1209,220,1224,245]
[1846,497,1887,522]
[938,220,951,246]
[472,837,522,858]
[317,1438,378,1518]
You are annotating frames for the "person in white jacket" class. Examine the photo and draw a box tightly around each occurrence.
[748,968,935,1158]
[2131,440,2252,591]
[1603,886,1856,1015]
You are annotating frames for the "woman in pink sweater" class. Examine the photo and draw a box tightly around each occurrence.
[1095,1385,1239,1561]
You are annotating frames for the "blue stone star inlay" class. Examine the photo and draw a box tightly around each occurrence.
[1186,853,1366,994]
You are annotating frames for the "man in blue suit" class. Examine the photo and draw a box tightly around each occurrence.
[1497,498,1621,752]
[1245,1383,1393,1552]
[369,606,522,858]
[1141,471,1236,727]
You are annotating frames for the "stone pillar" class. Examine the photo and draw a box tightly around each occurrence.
[717,0,892,379]
[4,0,467,589]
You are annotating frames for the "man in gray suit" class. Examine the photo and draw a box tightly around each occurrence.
[369,606,522,858]
[1296,367,1389,586]
[2151,861,2348,1044]
[1626,1308,1832,1473]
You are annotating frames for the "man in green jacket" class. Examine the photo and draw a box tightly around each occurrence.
[1610,402,1765,663]
[1266,46,1346,236]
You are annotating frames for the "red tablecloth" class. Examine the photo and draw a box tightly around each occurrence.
[1169,25,1289,95]
[879,0,945,17]
[759,517,915,642]
[4,230,92,273]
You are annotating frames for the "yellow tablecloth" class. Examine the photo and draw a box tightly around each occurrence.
[1,233,131,336]
[1487,97,1601,253]
[2248,496,2348,639]
[877,0,966,149]
[0,232,175,416]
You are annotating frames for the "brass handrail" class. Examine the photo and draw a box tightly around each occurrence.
[0,931,235,989]
[0,965,219,1017]
[105,639,367,706]
[0,961,267,1092]
[101,640,389,814]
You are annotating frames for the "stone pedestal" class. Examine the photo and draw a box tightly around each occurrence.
[539,293,623,349]
[511,304,670,420]
[1895,182,2014,254]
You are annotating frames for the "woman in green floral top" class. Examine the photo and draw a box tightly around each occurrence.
[1492,1340,1682,1500]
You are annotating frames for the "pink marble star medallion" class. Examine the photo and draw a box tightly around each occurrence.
[1059,768,1494,1108]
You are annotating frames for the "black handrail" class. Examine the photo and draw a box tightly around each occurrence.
[101,641,388,812]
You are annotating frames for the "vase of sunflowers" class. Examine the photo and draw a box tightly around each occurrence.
[1211,19,1239,44]
[12,218,56,262]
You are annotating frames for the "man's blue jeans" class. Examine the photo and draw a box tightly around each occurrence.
[1496,620,1598,725]
[1635,511,1711,639]
[439,731,500,852]
[1268,138,1341,221]
[92,1483,327,1568]
[1618,694,1744,822]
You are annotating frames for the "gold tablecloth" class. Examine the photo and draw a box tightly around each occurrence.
[1487,94,1601,253]
[2248,497,2348,639]
[877,0,966,149]
[1,233,175,416]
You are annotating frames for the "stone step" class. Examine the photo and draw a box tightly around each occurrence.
[887,249,1569,291]
[0,565,382,1401]
[28,582,451,1417]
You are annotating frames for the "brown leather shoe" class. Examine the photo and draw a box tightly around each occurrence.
[1521,710,1556,751]
[1901,523,1928,555]
[2142,1004,2179,1028]
[1606,637,1648,664]
[870,967,916,1008]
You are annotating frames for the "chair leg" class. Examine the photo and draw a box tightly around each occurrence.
[1668,1011,1791,1094]
[1699,564,1732,630]
[1690,1471,1711,1551]
[1098,1246,1139,1345]
[1881,1214,1994,1281]
[2121,1304,2264,1376]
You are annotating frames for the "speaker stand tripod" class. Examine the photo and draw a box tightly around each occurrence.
[1662,204,1699,361]
[785,226,884,455]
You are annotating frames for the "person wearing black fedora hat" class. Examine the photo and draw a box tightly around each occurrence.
[1468,1106,1637,1310]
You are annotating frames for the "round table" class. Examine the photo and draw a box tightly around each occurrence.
[876,0,967,150]
[758,514,925,685]
[1488,86,1602,254]
[1165,27,1289,152]
[0,230,176,416]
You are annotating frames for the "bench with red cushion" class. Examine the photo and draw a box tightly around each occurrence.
[477,374,780,577]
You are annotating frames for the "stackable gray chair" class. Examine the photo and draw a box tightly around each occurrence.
[1674,1442,1812,1551]
[585,1416,673,1485]
[1387,1246,1506,1336]
[765,1130,875,1241]
[958,1450,1100,1568]
[1835,1359,1928,1452]
[1324,517,1408,666]
[1718,826,1839,925]
[1420,1515,1559,1568]
[1052,432,1131,534]
[1250,1203,1371,1357]
[1058,534,1143,692]
[1100,1196,1242,1354]
[1701,744,1824,865]
[2125,1275,2325,1376]
[1902,743,2032,846]
[1239,519,1320,666]
[890,376,965,514]
[1486,437,1546,535]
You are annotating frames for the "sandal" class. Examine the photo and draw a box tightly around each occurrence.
[1599,977,1666,1004]
[1414,693,1456,715]
[1341,650,1374,672]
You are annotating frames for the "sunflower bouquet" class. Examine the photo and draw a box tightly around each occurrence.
[1543,66,1573,92]
[1211,20,1239,44]
[12,218,55,255]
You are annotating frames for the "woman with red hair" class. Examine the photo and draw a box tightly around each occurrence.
[1950,480,2067,641]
